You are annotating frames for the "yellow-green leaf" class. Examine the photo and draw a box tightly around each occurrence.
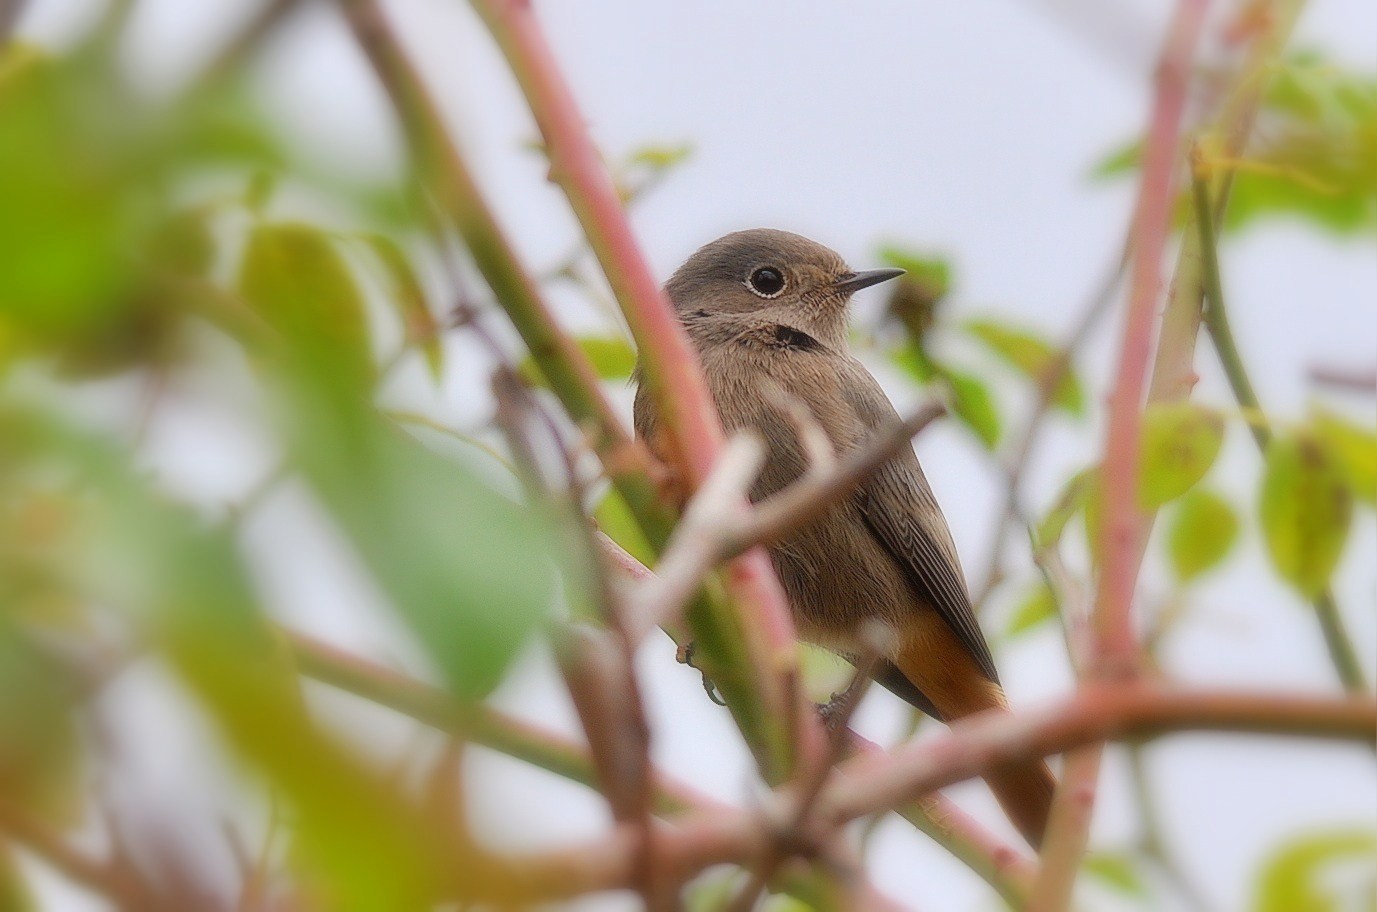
[1005,581,1057,639]
[1085,852,1148,896]
[1036,467,1096,553]
[1167,488,1240,583]
[965,318,1085,416]
[521,335,635,387]
[239,222,373,389]
[1259,433,1354,598]
[1139,403,1225,508]
[946,369,1001,450]
[1313,409,1376,505]
[1253,829,1376,912]
[362,233,444,382]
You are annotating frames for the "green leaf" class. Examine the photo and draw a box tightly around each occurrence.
[877,246,952,343]
[360,233,444,382]
[627,142,693,170]
[876,246,953,300]
[293,403,562,700]
[0,410,457,910]
[1260,433,1354,598]
[521,335,635,387]
[1138,403,1225,508]
[594,489,655,568]
[1312,409,1377,505]
[0,620,82,823]
[1035,467,1096,553]
[890,343,938,384]
[1084,852,1148,896]
[1167,488,1241,583]
[946,369,1001,450]
[1005,581,1057,639]
[1090,139,1142,180]
[1253,829,1377,912]
[964,318,1085,416]
[239,222,374,390]
[1093,55,1377,235]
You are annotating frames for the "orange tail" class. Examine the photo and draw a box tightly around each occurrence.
[892,618,1057,849]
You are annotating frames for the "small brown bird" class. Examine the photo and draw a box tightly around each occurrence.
[634,229,1055,847]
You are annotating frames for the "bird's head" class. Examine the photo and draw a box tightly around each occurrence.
[666,229,904,348]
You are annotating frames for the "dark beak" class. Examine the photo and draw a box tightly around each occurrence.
[832,267,906,294]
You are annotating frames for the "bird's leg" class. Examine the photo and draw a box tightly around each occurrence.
[817,668,870,731]
[676,640,727,706]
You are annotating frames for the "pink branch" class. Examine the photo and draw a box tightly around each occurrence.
[470,0,822,778]
[1095,0,1209,678]
[827,686,1376,826]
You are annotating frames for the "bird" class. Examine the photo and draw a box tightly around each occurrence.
[633,228,1056,848]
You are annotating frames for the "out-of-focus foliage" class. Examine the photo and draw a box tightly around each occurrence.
[1003,580,1057,640]
[0,29,566,908]
[964,319,1085,416]
[521,334,636,387]
[1259,431,1354,598]
[1167,488,1241,583]
[1095,53,1377,235]
[878,246,1088,452]
[1137,403,1225,509]
[1251,829,1377,912]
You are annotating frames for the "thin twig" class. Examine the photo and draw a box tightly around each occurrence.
[1190,155,1369,694]
[0,800,154,910]
[725,400,947,557]
[971,241,1129,612]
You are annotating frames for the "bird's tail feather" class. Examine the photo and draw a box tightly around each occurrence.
[983,757,1056,849]
[890,634,1056,848]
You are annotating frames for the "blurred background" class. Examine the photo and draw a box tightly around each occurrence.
[3,0,1374,909]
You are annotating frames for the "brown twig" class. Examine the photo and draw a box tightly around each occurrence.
[826,685,1377,828]
[971,241,1128,612]
[0,799,155,910]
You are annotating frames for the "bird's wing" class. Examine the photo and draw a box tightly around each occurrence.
[842,374,1000,684]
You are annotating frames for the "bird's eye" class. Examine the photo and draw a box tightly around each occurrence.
[746,267,786,298]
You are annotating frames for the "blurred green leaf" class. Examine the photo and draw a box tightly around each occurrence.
[594,488,655,568]
[1092,54,1377,235]
[360,233,444,382]
[891,343,938,384]
[522,335,635,387]
[1260,432,1354,598]
[1139,403,1225,508]
[878,246,952,344]
[964,318,1085,416]
[240,222,375,389]
[1005,580,1056,639]
[1312,409,1376,506]
[1090,139,1142,179]
[0,410,458,910]
[241,225,561,699]
[627,142,693,170]
[0,844,34,912]
[877,246,952,300]
[1167,488,1241,583]
[946,368,1001,450]
[1084,852,1148,896]
[1035,467,1096,553]
[0,45,141,341]
[1253,829,1376,912]
[0,619,82,823]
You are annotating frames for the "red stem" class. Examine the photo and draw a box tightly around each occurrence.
[1094,0,1209,678]
[470,0,821,777]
